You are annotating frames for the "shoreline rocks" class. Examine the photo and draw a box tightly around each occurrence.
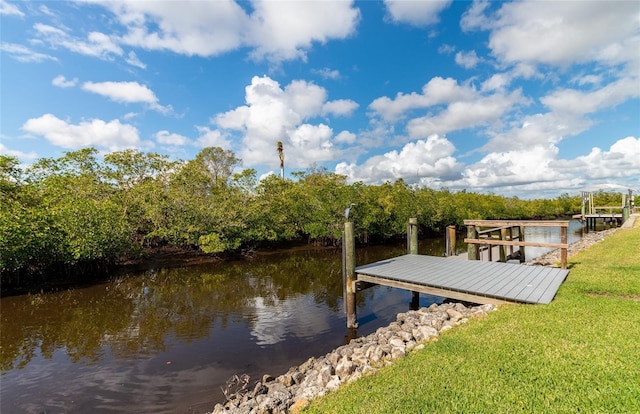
[525,227,619,267]
[210,302,496,414]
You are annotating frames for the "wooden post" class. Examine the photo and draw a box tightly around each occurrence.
[344,222,358,328]
[445,225,456,257]
[560,225,567,270]
[499,227,507,262]
[508,227,514,255]
[519,225,526,262]
[467,225,478,260]
[408,218,419,309]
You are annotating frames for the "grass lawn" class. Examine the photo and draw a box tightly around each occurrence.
[307,220,640,413]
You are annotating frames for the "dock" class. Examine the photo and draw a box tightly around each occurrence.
[342,218,572,328]
[355,254,569,306]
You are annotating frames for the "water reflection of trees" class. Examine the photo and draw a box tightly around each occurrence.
[1,247,354,371]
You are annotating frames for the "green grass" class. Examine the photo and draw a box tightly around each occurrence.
[307,221,640,413]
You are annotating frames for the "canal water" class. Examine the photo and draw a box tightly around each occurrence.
[0,221,587,413]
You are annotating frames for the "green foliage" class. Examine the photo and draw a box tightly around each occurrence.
[0,147,604,286]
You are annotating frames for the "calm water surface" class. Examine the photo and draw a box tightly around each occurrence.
[0,222,587,413]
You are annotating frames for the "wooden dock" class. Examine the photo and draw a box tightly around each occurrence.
[355,254,569,305]
[342,218,572,328]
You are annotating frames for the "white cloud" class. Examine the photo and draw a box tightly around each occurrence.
[460,0,492,32]
[34,23,123,60]
[476,76,639,155]
[1,42,58,63]
[464,1,639,68]
[52,75,78,88]
[482,112,592,153]
[322,99,359,117]
[335,131,357,144]
[155,130,189,146]
[540,77,640,117]
[384,0,452,27]
[212,75,351,168]
[570,74,603,87]
[81,81,171,113]
[460,145,561,189]
[311,67,341,80]
[551,137,640,180]
[0,143,37,160]
[0,0,24,16]
[112,0,248,56]
[336,135,463,184]
[194,126,231,149]
[284,80,327,120]
[407,89,526,138]
[369,77,477,122]
[124,51,146,69]
[453,136,640,194]
[247,1,360,62]
[98,0,359,64]
[481,73,511,92]
[38,4,55,17]
[455,50,480,69]
[22,114,145,151]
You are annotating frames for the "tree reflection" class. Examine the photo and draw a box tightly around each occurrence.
[1,245,391,372]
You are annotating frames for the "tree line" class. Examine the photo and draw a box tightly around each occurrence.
[0,146,617,286]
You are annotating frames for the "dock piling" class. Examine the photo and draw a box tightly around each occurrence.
[408,218,419,309]
[467,225,478,260]
[344,222,357,329]
[445,225,456,257]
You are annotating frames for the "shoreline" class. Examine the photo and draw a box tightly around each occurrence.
[210,302,497,414]
[525,214,637,267]
[207,219,637,414]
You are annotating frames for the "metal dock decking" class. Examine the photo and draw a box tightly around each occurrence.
[355,254,569,305]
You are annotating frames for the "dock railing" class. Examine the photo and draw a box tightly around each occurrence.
[464,220,569,269]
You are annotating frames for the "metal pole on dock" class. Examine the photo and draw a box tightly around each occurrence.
[344,221,358,329]
[408,218,419,309]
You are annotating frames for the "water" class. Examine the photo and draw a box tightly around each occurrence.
[0,222,586,413]
[523,219,584,259]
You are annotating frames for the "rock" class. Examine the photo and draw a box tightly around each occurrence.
[210,302,496,414]
[317,364,334,388]
[289,398,310,414]
[252,382,268,397]
[412,325,438,342]
[446,308,464,322]
[335,356,357,379]
[391,346,406,359]
[388,337,405,350]
[325,375,342,391]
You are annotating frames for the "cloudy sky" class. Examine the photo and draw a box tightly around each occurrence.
[1,0,639,197]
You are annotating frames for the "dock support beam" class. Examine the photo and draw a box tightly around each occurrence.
[344,221,358,329]
[408,218,419,309]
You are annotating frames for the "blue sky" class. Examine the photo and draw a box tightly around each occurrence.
[1,0,639,198]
